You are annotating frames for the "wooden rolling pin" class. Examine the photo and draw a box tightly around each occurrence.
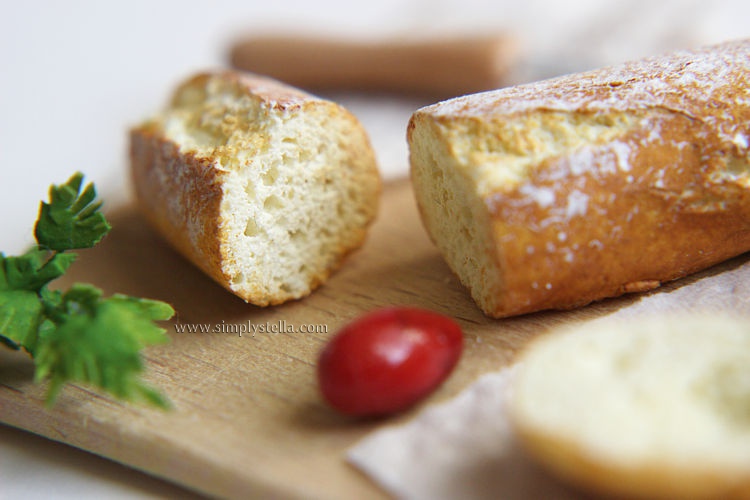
[228,34,519,98]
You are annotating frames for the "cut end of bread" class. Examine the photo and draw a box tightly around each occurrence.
[510,315,750,499]
[409,113,504,314]
[131,71,380,305]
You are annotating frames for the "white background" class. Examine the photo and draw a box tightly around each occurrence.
[1,0,748,497]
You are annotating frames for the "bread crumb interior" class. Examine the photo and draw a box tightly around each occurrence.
[152,76,373,303]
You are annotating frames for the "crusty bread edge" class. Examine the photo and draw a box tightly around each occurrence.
[130,130,229,289]
[510,423,750,500]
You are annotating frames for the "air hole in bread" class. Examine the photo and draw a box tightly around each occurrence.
[244,218,260,237]
[244,181,256,199]
[262,165,279,185]
[263,195,284,211]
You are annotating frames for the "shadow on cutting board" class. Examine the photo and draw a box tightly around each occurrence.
[54,205,258,325]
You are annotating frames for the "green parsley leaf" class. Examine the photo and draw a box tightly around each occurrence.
[0,289,43,351]
[34,172,112,251]
[1,249,76,293]
[34,292,171,408]
[0,249,73,353]
[106,294,176,342]
[0,172,174,409]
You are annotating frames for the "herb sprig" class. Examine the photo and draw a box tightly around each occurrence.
[0,173,174,408]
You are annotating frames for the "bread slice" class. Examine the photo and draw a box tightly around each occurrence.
[510,315,750,500]
[130,71,380,305]
[408,39,750,318]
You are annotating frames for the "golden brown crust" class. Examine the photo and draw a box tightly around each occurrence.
[171,70,317,112]
[485,109,750,317]
[410,39,750,318]
[130,129,229,287]
[513,426,750,500]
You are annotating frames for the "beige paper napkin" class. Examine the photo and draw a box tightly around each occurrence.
[348,257,750,499]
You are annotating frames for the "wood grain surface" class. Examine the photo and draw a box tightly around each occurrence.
[0,179,728,499]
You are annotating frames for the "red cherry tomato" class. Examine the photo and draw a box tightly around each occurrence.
[317,307,464,417]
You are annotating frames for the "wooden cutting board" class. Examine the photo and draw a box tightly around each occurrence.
[0,178,734,499]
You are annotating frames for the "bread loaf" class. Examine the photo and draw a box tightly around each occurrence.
[130,71,380,305]
[408,39,750,318]
[510,315,750,499]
